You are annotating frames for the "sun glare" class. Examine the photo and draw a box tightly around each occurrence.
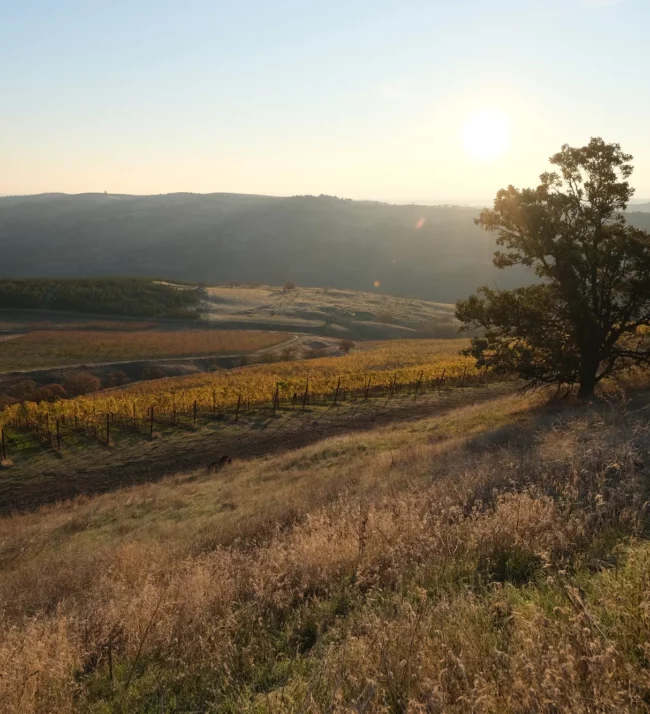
[462,109,512,163]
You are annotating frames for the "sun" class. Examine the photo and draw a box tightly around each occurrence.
[462,109,512,163]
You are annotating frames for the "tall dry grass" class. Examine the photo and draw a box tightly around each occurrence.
[0,399,649,712]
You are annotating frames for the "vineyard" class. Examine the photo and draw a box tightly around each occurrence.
[0,339,490,461]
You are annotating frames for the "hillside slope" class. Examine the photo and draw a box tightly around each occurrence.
[0,193,531,302]
[1,387,649,712]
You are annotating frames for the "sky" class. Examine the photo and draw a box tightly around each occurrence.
[1,0,649,203]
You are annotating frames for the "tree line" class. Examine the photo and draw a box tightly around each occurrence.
[0,277,200,319]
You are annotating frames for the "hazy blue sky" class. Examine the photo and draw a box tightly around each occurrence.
[1,0,648,202]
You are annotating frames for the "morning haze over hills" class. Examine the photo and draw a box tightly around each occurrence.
[3,190,650,302]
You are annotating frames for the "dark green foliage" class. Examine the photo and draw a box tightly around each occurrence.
[457,138,650,397]
[0,277,199,319]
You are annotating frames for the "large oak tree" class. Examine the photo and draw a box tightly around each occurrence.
[456,138,650,397]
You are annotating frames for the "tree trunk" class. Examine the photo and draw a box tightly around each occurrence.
[577,380,596,399]
[577,362,598,398]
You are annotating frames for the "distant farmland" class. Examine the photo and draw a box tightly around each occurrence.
[0,330,287,372]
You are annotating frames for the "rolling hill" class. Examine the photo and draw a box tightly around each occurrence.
[2,192,650,303]
[0,193,518,303]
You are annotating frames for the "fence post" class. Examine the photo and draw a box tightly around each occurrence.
[150,407,154,437]
[235,394,241,422]
[56,419,61,451]
[273,383,279,416]
[438,368,446,393]
[460,367,467,388]
[333,377,341,405]
[414,371,424,401]
[302,379,309,411]
[193,400,198,425]
[365,376,371,400]
[1,428,6,461]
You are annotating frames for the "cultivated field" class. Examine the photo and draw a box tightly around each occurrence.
[0,329,287,372]
[0,339,479,465]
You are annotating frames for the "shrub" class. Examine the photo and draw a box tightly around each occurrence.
[8,380,38,399]
[104,371,129,388]
[24,384,67,403]
[141,366,167,381]
[63,372,101,396]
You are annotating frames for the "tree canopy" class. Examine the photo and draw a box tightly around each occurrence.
[456,138,650,397]
[0,278,200,319]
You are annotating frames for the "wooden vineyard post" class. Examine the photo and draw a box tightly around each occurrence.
[212,390,217,417]
[273,383,280,416]
[414,371,424,401]
[46,414,51,446]
[1,428,6,461]
[460,367,467,389]
[150,407,154,438]
[333,377,341,406]
[193,400,198,425]
[365,376,371,400]
[133,403,137,429]
[56,419,61,452]
[482,367,488,385]
[302,379,309,411]
[389,374,397,398]
[438,368,446,393]
[106,414,110,445]
[235,394,241,422]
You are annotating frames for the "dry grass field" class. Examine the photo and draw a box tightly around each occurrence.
[0,329,288,372]
[1,384,649,712]
[199,285,458,338]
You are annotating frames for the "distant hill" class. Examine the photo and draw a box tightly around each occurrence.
[629,203,650,213]
[2,192,649,302]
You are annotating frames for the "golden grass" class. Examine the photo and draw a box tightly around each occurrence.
[0,391,649,712]
[0,329,287,371]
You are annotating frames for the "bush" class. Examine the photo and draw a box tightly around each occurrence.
[339,339,355,353]
[283,281,296,291]
[8,380,38,400]
[141,366,167,381]
[24,384,67,403]
[104,371,129,388]
[63,372,101,396]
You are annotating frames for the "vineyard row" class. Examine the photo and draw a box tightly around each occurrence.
[0,361,489,458]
